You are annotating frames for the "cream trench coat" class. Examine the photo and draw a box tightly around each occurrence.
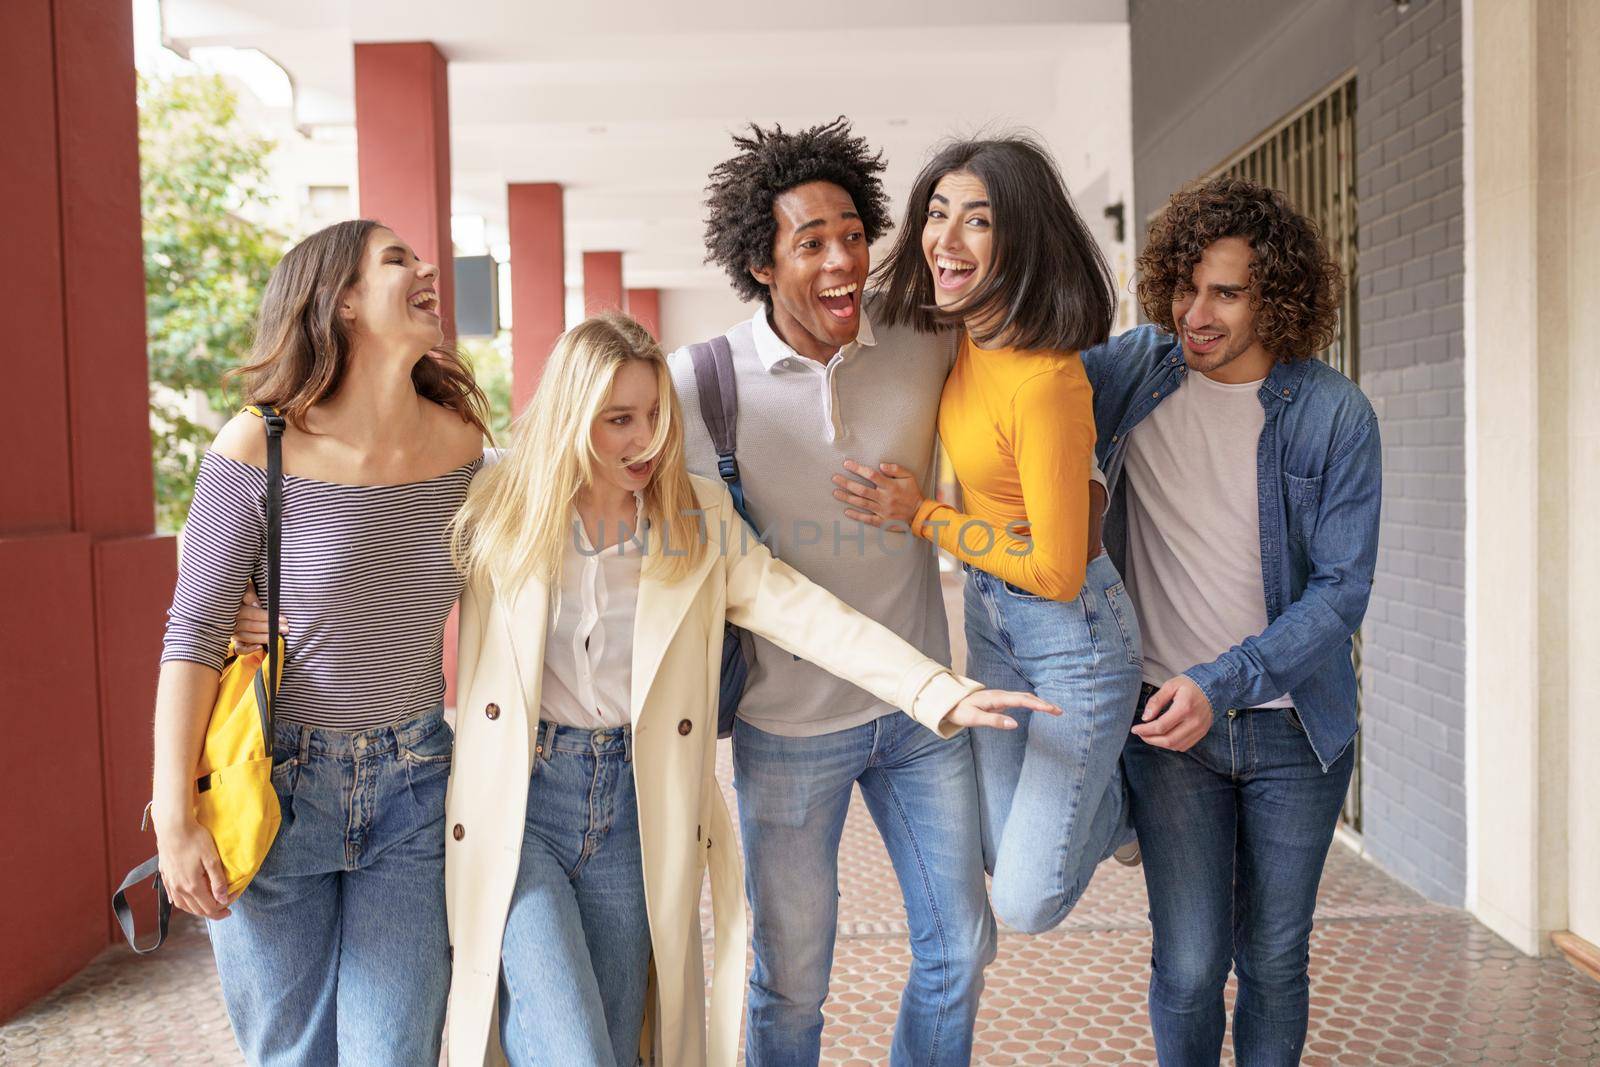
[443,476,980,1066]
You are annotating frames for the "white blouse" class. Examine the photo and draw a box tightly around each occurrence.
[539,496,646,730]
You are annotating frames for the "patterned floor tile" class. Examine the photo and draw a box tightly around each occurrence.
[6,575,1596,1063]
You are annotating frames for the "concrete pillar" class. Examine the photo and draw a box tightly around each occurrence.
[626,288,661,341]
[508,182,565,411]
[1467,0,1600,958]
[2,0,176,1020]
[354,42,455,334]
[582,251,624,316]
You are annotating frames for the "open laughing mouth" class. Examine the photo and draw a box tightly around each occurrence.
[935,255,976,290]
[818,281,859,321]
[408,288,440,316]
[1183,327,1224,354]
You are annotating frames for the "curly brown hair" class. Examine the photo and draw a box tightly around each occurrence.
[1137,176,1343,362]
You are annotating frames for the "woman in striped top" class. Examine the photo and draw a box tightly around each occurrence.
[151,219,488,1066]
[837,137,1145,935]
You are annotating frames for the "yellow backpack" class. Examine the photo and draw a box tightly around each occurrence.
[113,405,287,952]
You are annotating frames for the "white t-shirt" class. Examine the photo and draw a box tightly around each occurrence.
[1122,370,1292,708]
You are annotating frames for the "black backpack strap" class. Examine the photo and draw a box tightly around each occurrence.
[259,405,285,736]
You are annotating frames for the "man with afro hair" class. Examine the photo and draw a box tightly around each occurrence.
[1082,175,1381,1064]
[667,118,1001,1066]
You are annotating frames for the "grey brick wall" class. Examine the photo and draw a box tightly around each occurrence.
[1130,0,1468,904]
[1351,0,1467,905]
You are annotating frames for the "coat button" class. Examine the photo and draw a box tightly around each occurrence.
[485,702,500,720]
[452,824,465,840]
[677,719,693,736]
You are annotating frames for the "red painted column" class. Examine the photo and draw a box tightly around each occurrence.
[2,0,176,1021]
[626,288,661,341]
[354,41,463,708]
[583,251,624,316]
[508,183,565,411]
[354,42,455,334]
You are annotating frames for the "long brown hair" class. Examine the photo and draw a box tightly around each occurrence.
[230,219,489,434]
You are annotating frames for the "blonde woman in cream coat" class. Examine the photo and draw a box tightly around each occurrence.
[442,314,1055,1067]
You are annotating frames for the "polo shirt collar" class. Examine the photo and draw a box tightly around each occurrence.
[750,306,877,371]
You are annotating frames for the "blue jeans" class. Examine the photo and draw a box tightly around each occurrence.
[733,713,995,1067]
[207,706,452,1066]
[962,555,1143,933]
[498,721,650,1067]
[1124,701,1355,1066]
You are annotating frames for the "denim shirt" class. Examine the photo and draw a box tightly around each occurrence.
[1082,325,1381,770]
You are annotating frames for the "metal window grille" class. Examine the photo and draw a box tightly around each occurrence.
[1210,75,1364,832]
[1210,74,1359,380]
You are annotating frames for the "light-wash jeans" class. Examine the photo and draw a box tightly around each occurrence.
[1125,696,1354,1066]
[963,554,1143,934]
[498,721,650,1067]
[733,713,996,1067]
[207,705,453,1066]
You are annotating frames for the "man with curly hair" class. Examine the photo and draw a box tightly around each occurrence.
[667,118,999,1066]
[1082,175,1381,1065]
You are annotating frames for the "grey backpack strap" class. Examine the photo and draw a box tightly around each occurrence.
[689,335,738,468]
[688,336,753,524]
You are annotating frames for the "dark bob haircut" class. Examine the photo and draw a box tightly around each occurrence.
[1137,175,1343,362]
[871,135,1115,352]
[702,117,893,306]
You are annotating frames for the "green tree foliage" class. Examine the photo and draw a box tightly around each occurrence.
[141,73,281,532]
[455,332,516,439]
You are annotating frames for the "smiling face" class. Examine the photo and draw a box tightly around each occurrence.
[339,227,443,350]
[588,358,662,498]
[1171,236,1275,383]
[921,171,994,319]
[750,181,870,362]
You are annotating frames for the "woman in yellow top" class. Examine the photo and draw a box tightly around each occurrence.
[833,136,1143,934]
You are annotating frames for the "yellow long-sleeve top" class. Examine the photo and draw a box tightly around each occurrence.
[911,335,1094,602]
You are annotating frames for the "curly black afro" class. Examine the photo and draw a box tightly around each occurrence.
[702,117,893,305]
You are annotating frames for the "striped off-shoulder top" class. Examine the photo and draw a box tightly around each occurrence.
[161,450,482,731]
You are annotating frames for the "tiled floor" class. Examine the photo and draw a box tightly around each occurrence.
[5,575,1598,1064]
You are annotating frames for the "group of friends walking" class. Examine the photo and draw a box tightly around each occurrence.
[149,117,1382,1066]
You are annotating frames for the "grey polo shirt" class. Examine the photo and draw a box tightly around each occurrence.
[668,301,957,737]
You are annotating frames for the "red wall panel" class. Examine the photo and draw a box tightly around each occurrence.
[52,0,155,538]
[92,535,177,936]
[0,534,108,1020]
[2,0,72,534]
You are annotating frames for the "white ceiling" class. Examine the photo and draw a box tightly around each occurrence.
[161,0,1133,291]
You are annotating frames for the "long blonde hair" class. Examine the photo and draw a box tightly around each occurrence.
[452,313,706,590]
